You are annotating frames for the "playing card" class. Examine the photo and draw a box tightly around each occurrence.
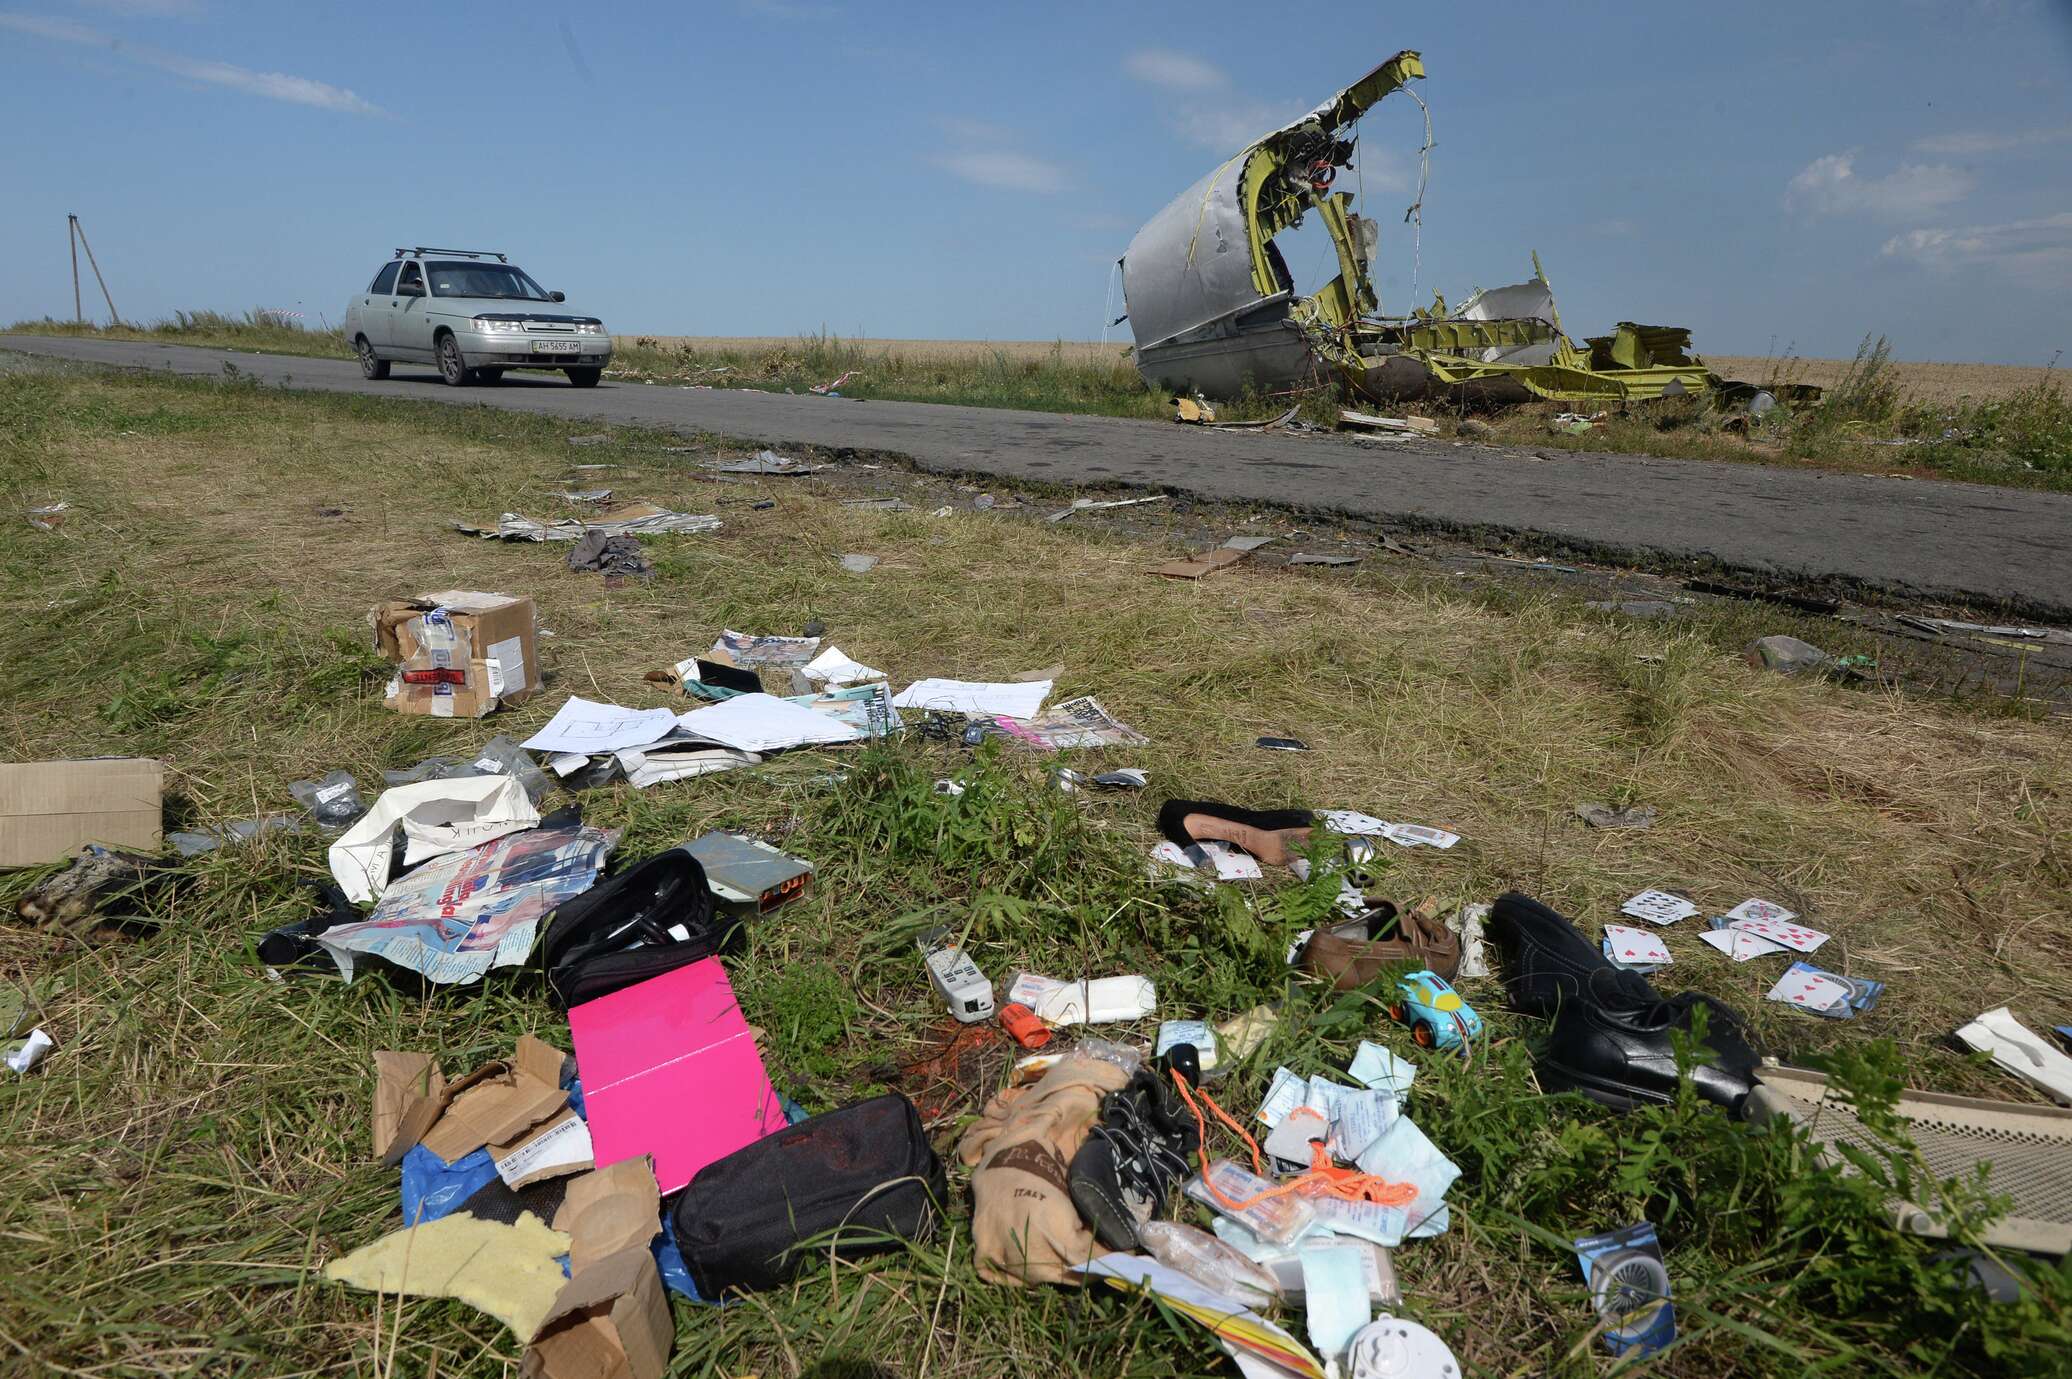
[1727,916,1828,953]
[1382,822,1460,850]
[1725,898,1796,925]
[1603,924,1673,966]
[1697,927,1787,962]
[1766,965,1851,1014]
[1321,809,1390,836]
[1621,889,1699,925]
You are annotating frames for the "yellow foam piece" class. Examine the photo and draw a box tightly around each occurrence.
[323,1209,571,1342]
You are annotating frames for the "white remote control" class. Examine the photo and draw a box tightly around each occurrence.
[919,927,995,1023]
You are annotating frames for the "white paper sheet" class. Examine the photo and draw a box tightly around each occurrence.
[1348,1042,1416,1097]
[492,1113,593,1188]
[675,693,864,753]
[1955,1006,2072,1106]
[1300,1242,1372,1361]
[520,697,681,755]
[327,775,540,903]
[799,646,887,687]
[1256,1067,1309,1126]
[1326,1089,1397,1161]
[891,677,1052,718]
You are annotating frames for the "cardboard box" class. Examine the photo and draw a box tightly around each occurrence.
[525,1157,673,1379]
[0,759,162,867]
[372,1036,570,1166]
[372,590,541,719]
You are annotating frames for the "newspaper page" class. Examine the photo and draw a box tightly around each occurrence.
[974,695,1147,750]
[786,681,903,739]
[317,824,615,985]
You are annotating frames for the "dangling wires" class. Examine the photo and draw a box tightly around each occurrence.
[1399,85,1435,300]
[1171,1070,1416,1212]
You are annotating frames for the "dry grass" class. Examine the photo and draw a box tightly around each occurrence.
[1708,355,2061,404]
[632,336,1133,369]
[2,360,2068,1377]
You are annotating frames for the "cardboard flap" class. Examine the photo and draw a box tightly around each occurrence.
[525,1249,671,1379]
[372,1050,446,1161]
[557,1157,661,1271]
[421,1057,568,1164]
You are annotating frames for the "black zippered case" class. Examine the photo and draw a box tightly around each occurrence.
[539,849,737,1007]
[669,1093,946,1295]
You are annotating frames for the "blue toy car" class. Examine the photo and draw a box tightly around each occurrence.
[1387,969,1483,1051]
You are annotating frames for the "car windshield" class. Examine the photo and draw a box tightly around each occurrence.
[426,261,551,301]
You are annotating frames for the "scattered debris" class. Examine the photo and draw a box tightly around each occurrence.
[708,450,824,475]
[1289,552,1362,566]
[838,553,879,574]
[842,496,911,511]
[810,371,861,395]
[457,503,722,541]
[1575,1223,1675,1358]
[1457,418,1496,438]
[1896,615,2052,641]
[1257,736,1310,752]
[1047,494,1167,523]
[1149,544,1252,579]
[555,487,614,504]
[325,1210,571,1341]
[708,629,822,668]
[26,501,69,530]
[0,757,162,866]
[372,591,541,718]
[1743,634,1831,675]
[567,530,654,579]
[1575,802,1657,830]
[1173,393,1217,424]
[1955,1007,2072,1106]
[288,770,365,828]
[1340,410,1439,436]
[4,1026,53,1074]
[168,815,300,858]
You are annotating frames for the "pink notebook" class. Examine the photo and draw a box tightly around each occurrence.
[568,958,785,1194]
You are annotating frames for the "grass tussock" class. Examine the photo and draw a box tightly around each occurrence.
[1,361,2068,1376]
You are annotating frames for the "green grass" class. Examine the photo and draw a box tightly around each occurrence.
[1,358,2066,1376]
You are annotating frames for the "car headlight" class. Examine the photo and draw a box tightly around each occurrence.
[474,317,526,333]
[574,322,605,335]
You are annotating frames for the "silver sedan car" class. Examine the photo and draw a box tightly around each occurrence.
[344,247,614,387]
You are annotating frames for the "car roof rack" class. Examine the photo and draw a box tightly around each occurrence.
[394,247,509,263]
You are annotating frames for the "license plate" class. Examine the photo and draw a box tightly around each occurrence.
[531,339,580,354]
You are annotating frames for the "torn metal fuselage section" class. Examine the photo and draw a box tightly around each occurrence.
[1121,52,1743,407]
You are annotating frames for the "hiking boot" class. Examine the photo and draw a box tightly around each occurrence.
[1487,890,1653,1016]
[1068,1057,1201,1251]
[1301,897,1463,989]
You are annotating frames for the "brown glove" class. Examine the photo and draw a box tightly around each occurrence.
[957,1053,1131,1286]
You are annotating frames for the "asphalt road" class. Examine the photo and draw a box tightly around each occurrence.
[7,334,2068,617]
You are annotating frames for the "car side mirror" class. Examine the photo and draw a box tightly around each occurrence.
[549,290,566,303]
[397,282,423,297]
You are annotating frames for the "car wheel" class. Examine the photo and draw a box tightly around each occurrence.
[1411,1019,1436,1048]
[476,368,504,385]
[565,367,602,388]
[437,333,470,387]
[355,335,389,380]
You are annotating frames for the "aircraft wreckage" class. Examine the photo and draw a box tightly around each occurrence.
[1121,50,1777,407]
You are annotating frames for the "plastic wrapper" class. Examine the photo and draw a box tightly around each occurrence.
[290,769,366,828]
[1138,1219,1281,1310]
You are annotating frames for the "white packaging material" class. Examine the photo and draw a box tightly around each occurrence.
[1029,974,1155,1027]
[1186,1159,1315,1246]
[6,1027,54,1074]
[327,775,539,903]
[1955,1006,2072,1106]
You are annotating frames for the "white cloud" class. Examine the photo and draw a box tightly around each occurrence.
[0,11,383,114]
[1783,152,1971,218]
[1912,125,2072,156]
[1882,212,2072,279]
[1123,49,1224,93]
[931,151,1068,194]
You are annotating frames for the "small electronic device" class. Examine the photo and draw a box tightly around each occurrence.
[683,831,813,920]
[997,1002,1052,1049]
[919,926,995,1023]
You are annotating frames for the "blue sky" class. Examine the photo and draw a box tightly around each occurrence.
[3,0,2069,363]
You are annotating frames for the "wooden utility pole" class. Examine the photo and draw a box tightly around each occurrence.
[67,215,119,326]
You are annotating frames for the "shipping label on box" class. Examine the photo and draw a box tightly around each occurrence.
[373,591,540,718]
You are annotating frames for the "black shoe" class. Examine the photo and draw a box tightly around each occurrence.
[1539,967,1762,1113]
[1488,891,1654,1016]
[1068,1058,1202,1251]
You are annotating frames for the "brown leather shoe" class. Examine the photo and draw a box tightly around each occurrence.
[1300,898,1461,990]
